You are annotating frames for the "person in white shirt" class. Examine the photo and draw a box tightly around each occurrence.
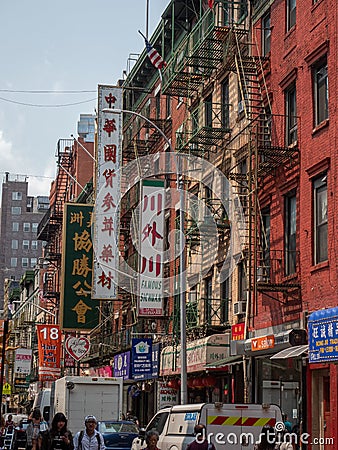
[73,416,105,450]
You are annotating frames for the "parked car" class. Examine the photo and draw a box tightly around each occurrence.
[12,419,30,450]
[97,421,139,450]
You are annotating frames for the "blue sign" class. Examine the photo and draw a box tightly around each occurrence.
[308,307,338,363]
[152,343,161,378]
[113,351,131,379]
[185,412,198,421]
[132,338,152,380]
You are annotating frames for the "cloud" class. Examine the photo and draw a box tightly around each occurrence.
[0,130,17,166]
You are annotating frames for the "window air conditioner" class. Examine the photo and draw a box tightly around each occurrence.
[233,301,246,315]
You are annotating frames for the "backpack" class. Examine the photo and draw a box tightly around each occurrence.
[78,430,101,450]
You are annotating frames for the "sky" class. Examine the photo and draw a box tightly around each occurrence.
[0,0,168,199]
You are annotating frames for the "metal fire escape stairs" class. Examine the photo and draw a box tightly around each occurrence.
[224,28,300,315]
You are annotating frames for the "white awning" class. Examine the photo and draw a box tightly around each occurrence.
[270,344,308,359]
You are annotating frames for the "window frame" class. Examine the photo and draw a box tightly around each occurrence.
[12,222,19,232]
[11,239,19,250]
[287,0,296,31]
[285,192,297,275]
[313,174,328,264]
[11,206,22,215]
[22,240,30,250]
[313,58,328,126]
[23,222,30,232]
[22,257,29,268]
[221,77,230,129]
[262,12,271,56]
[285,83,297,145]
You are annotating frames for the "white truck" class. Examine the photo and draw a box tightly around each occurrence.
[132,403,283,450]
[51,376,123,433]
[33,388,51,422]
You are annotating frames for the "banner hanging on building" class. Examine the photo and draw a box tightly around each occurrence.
[138,180,165,316]
[60,203,98,330]
[92,85,122,300]
[14,348,32,375]
[131,338,152,380]
[36,324,61,381]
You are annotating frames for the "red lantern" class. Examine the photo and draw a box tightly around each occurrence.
[167,380,174,389]
[187,378,194,388]
[171,379,179,390]
[193,378,204,389]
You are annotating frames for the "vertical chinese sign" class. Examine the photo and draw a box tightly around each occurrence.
[139,180,165,316]
[92,85,122,300]
[60,203,98,330]
[37,324,61,381]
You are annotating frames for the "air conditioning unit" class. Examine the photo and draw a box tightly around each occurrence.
[233,301,246,315]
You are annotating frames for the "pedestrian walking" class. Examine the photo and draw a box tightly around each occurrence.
[26,409,48,450]
[38,413,73,450]
[73,416,105,450]
[254,425,279,450]
[5,415,14,433]
[187,424,216,450]
[143,430,160,450]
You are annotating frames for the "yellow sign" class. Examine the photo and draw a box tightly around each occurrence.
[2,382,11,395]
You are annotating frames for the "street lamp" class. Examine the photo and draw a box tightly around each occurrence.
[102,107,188,404]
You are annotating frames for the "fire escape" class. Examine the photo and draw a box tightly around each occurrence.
[37,139,74,306]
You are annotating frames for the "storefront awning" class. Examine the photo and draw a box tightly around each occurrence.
[205,355,243,369]
[270,344,308,359]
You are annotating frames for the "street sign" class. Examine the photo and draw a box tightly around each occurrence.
[2,382,11,395]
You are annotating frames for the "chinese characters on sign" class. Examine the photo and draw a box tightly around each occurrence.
[309,307,338,363]
[92,85,122,300]
[132,338,153,380]
[251,335,275,352]
[61,204,98,330]
[157,381,178,410]
[231,322,245,341]
[14,348,32,375]
[113,351,131,379]
[139,180,165,316]
[37,324,61,381]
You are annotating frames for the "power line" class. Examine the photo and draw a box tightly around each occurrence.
[0,172,54,179]
[0,96,97,108]
[0,89,96,93]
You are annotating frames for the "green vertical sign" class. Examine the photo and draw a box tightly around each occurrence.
[60,203,99,330]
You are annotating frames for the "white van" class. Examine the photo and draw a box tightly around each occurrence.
[32,388,51,423]
[132,403,283,450]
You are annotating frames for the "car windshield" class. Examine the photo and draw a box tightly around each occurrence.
[99,422,138,433]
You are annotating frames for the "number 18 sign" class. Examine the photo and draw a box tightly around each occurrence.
[36,324,62,381]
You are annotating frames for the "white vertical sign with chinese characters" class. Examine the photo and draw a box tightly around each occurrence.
[92,85,122,299]
[138,180,165,316]
[14,348,32,375]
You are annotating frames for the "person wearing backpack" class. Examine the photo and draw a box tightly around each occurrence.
[38,413,73,450]
[73,416,105,450]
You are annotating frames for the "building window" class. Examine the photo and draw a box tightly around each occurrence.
[22,240,30,250]
[22,258,29,268]
[313,59,328,126]
[313,174,328,264]
[205,94,213,128]
[261,208,271,279]
[31,240,38,250]
[11,240,18,250]
[285,193,297,275]
[12,222,19,232]
[32,222,39,232]
[166,96,171,118]
[238,261,247,301]
[23,222,30,232]
[222,77,230,129]
[262,12,271,56]
[155,93,161,119]
[11,206,21,215]
[285,84,297,145]
[287,0,296,31]
[11,258,17,267]
[220,277,230,324]
[30,258,37,268]
[12,192,22,200]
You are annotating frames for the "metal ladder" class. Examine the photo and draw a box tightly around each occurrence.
[3,429,14,450]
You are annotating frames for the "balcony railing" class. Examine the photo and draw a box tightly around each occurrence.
[257,249,300,292]
[186,297,229,332]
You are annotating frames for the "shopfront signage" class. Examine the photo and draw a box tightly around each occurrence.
[114,351,131,379]
[232,323,245,341]
[309,307,338,363]
[37,324,62,381]
[157,381,178,410]
[251,335,275,352]
[160,334,230,376]
[60,203,98,330]
[14,348,32,375]
[132,338,153,380]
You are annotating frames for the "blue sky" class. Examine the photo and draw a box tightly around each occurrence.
[0,0,168,197]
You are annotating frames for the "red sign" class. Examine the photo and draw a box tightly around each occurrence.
[37,325,61,381]
[251,335,275,352]
[232,323,245,341]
